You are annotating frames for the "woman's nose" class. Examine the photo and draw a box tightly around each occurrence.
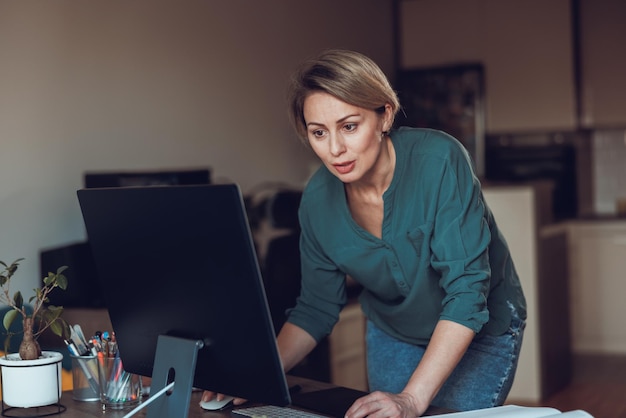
[329,133,346,156]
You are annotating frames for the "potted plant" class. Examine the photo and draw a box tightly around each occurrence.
[0,258,70,408]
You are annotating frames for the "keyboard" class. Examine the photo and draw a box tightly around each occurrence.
[231,405,330,417]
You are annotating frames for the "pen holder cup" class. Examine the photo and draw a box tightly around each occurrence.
[97,355,142,409]
[70,355,101,402]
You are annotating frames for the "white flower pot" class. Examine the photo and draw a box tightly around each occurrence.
[0,351,63,408]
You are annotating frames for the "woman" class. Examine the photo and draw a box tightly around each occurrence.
[279,49,526,417]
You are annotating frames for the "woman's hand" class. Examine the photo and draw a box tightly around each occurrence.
[345,391,427,418]
[200,390,247,406]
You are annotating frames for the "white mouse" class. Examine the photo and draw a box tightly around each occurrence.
[199,395,235,410]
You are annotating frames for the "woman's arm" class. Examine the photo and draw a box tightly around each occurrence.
[346,320,474,417]
[402,320,475,413]
[276,322,318,373]
[202,322,318,405]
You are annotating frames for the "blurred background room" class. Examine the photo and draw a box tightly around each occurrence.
[1,1,625,416]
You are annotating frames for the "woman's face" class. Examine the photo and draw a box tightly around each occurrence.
[303,92,392,184]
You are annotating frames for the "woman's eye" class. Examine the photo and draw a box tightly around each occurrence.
[344,123,357,132]
[311,129,325,138]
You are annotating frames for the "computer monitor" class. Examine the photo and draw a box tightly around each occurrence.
[76,184,291,411]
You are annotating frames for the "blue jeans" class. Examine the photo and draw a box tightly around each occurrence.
[366,307,525,411]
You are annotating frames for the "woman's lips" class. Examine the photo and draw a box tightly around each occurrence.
[333,161,355,175]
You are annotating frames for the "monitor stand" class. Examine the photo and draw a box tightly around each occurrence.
[146,335,205,418]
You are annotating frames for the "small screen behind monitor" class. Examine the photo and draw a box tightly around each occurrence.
[40,241,104,308]
[77,184,290,407]
[84,168,211,188]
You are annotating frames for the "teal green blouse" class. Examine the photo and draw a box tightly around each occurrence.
[287,127,526,346]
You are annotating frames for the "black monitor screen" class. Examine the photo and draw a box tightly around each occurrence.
[76,184,290,407]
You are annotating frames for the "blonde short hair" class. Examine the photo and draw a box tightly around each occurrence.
[287,49,400,144]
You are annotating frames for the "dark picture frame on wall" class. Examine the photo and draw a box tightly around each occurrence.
[395,64,486,178]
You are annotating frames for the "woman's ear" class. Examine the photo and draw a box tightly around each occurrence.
[382,103,394,132]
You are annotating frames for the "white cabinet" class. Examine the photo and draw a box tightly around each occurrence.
[484,185,571,402]
[399,0,576,133]
[567,221,626,353]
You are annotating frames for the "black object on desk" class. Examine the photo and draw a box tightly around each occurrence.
[291,387,369,418]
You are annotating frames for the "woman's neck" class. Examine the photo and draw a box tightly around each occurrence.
[346,136,396,198]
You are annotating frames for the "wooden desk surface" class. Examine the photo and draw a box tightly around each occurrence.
[12,376,450,417]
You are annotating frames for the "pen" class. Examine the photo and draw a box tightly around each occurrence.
[70,326,89,356]
[65,339,100,394]
[102,331,111,357]
[91,337,103,353]
[64,339,80,356]
[108,332,118,358]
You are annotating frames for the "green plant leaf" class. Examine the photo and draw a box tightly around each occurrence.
[56,273,68,290]
[43,272,54,286]
[12,291,23,310]
[49,321,63,337]
[42,306,63,322]
[47,305,63,314]
[7,260,20,276]
[3,309,18,331]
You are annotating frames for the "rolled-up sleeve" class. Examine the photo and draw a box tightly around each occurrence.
[430,148,491,333]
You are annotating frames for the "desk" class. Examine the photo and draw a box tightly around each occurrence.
[18,376,451,417]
